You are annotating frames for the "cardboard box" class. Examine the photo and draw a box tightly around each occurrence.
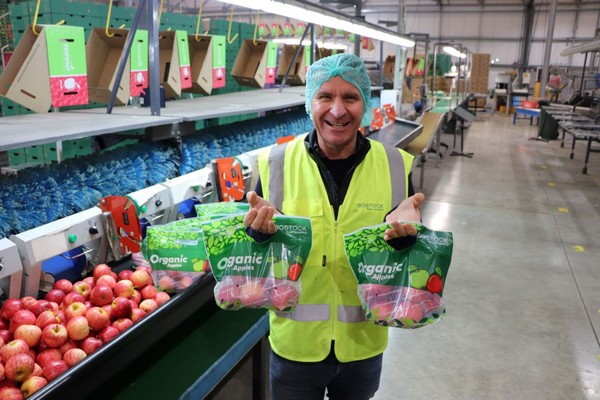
[184,34,213,95]
[0,25,88,113]
[212,35,226,89]
[383,55,395,83]
[86,28,131,105]
[277,44,307,85]
[158,30,191,98]
[130,29,149,97]
[231,39,277,88]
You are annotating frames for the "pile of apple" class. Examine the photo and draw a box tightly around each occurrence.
[215,277,300,312]
[358,283,445,328]
[0,263,171,399]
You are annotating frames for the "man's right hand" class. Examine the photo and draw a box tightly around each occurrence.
[243,191,279,235]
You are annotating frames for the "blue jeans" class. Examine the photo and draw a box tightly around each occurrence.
[269,343,383,400]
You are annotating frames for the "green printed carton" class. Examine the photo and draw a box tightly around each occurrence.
[176,30,192,90]
[344,223,453,329]
[201,214,312,312]
[265,41,278,85]
[212,35,226,89]
[130,29,149,97]
[0,25,88,113]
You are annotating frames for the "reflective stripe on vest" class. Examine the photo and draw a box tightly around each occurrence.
[268,143,288,211]
[267,142,406,210]
[274,304,367,323]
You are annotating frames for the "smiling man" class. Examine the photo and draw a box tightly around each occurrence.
[244,53,425,400]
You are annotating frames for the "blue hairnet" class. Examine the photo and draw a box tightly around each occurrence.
[305,53,373,127]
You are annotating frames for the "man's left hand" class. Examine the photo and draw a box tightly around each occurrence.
[383,193,425,241]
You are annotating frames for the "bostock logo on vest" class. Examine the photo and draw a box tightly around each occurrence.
[356,202,384,211]
[216,254,263,273]
[358,261,403,281]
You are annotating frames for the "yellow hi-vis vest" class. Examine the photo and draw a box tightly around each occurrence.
[258,134,413,363]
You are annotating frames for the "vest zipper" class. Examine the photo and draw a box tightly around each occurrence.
[331,219,339,342]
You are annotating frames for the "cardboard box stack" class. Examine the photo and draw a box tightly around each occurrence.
[470,53,490,94]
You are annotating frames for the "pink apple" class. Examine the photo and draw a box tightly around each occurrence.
[139,299,158,314]
[157,276,176,292]
[66,316,90,341]
[62,348,87,367]
[44,289,66,304]
[20,375,47,397]
[85,307,110,331]
[41,324,68,348]
[239,281,268,308]
[154,291,171,306]
[140,285,158,300]
[53,279,73,293]
[20,297,37,311]
[0,386,23,400]
[360,284,393,302]
[0,318,8,330]
[215,282,241,309]
[4,353,35,383]
[97,325,119,343]
[130,308,147,323]
[93,264,112,281]
[1,299,23,320]
[83,276,95,287]
[72,281,92,299]
[113,280,135,298]
[80,336,103,355]
[9,309,36,333]
[178,275,194,289]
[130,270,151,289]
[393,302,424,321]
[58,339,78,355]
[62,292,86,306]
[35,349,62,369]
[32,363,43,377]
[1,339,29,364]
[42,359,68,382]
[64,302,88,321]
[112,318,133,333]
[131,290,142,306]
[268,282,300,311]
[369,301,394,321]
[0,329,12,343]
[101,304,113,320]
[95,274,117,288]
[14,325,42,348]
[111,297,132,319]
[118,270,133,281]
[89,285,113,307]
[29,300,53,317]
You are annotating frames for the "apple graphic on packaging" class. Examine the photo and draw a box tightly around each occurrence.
[409,269,430,289]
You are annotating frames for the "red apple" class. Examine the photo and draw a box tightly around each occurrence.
[41,324,68,349]
[80,337,102,355]
[370,301,394,321]
[112,318,133,333]
[140,285,158,300]
[1,299,23,320]
[9,310,36,333]
[93,264,112,281]
[64,302,88,321]
[83,276,95,287]
[0,329,13,343]
[89,285,113,307]
[62,292,86,306]
[139,299,158,314]
[28,300,53,317]
[95,274,117,289]
[131,290,142,306]
[0,386,23,400]
[53,279,73,293]
[44,289,65,305]
[20,375,47,397]
[62,348,87,367]
[111,297,132,319]
[118,270,133,281]
[85,307,110,331]
[239,281,268,308]
[1,339,29,364]
[32,363,43,377]
[14,325,42,348]
[130,308,147,323]
[4,353,35,383]
[42,359,68,382]
[72,281,92,299]
[0,318,8,330]
[178,275,194,289]
[35,349,62,369]
[268,282,300,311]
[97,325,119,343]
[130,270,151,289]
[113,280,135,299]
[215,282,241,309]
[154,291,171,306]
[58,339,78,355]
[157,276,176,292]
[66,316,90,341]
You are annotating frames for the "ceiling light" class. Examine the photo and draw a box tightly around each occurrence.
[217,0,415,48]
[443,46,466,59]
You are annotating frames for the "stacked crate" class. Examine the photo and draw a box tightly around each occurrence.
[470,53,490,94]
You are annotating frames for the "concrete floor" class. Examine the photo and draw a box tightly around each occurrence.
[211,111,600,400]
[379,112,600,400]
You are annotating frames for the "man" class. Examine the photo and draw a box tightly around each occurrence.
[244,53,425,400]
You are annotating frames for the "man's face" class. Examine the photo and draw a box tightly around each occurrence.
[311,76,364,159]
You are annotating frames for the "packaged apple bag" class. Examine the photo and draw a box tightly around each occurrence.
[344,223,453,329]
[142,217,210,293]
[201,214,312,312]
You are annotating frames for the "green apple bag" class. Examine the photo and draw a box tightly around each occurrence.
[344,223,453,329]
[201,214,312,312]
